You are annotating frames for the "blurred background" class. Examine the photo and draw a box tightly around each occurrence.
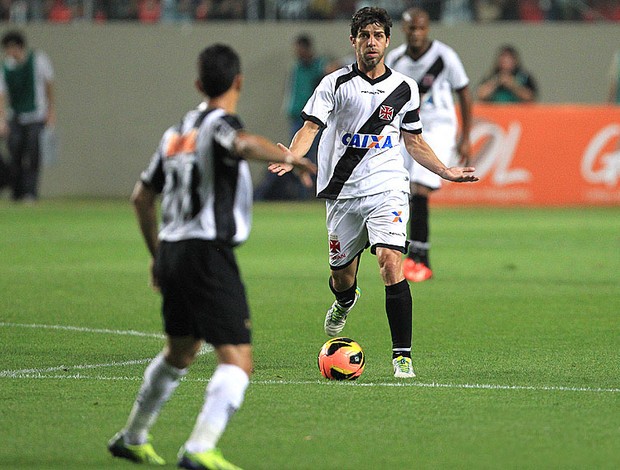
[0,0,618,201]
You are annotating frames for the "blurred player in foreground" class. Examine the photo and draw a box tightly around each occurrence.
[269,7,478,378]
[385,7,473,282]
[108,44,314,470]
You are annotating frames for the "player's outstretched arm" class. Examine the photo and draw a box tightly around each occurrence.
[235,131,316,177]
[268,120,321,176]
[403,131,478,183]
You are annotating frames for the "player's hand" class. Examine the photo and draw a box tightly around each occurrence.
[440,166,479,183]
[268,143,295,175]
[269,143,317,182]
[295,157,317,188]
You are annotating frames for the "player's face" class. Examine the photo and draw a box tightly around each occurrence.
[351,23,390,70]
[402,14,429,52]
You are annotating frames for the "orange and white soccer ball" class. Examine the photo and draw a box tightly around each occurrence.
[318,337,365,380]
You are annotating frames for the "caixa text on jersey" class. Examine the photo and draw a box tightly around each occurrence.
[342,133,394,149]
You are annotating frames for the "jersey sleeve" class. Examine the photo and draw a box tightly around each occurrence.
[301,74,335,128]
[401,78,423,134]
[445,48,469,91]
[140,146,165,194]
[213,114,244,155]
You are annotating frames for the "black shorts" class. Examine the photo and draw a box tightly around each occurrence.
[155,239,251,346]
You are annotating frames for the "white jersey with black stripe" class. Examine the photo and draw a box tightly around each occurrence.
[302,63,422,200]
[140,104,252,246]
[385,40,469,130]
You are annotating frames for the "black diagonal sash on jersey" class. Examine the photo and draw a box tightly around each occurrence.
[418,57,444,94]
[317,81,412,199]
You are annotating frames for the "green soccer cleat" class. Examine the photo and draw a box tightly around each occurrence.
[393,356,416,378]
[107,432,166,465]
[178,448,242,470]
[324,287,361,337]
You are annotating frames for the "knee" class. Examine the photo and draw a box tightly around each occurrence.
[377,252,403,284]
[163,340,202,369]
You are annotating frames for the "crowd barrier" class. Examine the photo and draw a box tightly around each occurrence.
[434,104,620,206]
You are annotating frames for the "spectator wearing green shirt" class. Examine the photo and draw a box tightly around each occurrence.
[254,33,326,200]
[0,30,55,202]
[476,45,538,103]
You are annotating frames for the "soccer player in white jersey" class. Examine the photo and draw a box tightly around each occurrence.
[107,44,314,469]
[385,7,473,282]
[269,7,477,378]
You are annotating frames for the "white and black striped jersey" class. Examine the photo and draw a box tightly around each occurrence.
[302,63,422,200]
[385,40,469,130]
[140,103,252,246]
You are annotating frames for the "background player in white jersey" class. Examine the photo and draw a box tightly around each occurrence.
[269,7,477,378]
[108,44,314,469]
[385,7,473,282]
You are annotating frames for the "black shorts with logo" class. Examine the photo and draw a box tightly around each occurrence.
[155,239,251,346]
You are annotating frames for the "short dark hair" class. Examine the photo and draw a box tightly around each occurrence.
[197,44,241,98]
[1,30,26,48]
[350,7,392,38]
[295,33,313,49]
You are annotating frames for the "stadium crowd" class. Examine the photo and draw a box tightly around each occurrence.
[1,0,619,23]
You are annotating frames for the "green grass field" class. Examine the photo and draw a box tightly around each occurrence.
[1,199,619,469]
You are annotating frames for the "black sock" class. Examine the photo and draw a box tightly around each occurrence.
[409,194,430,267]
[329,276,357,307]
[385,280,412,355]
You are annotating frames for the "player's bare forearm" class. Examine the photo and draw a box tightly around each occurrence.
[235,132,294,164]
[403,132,478,183]
[131,182,159,258]
[268,120,320,176]
[290,120,320,159]
[403,132,447,174]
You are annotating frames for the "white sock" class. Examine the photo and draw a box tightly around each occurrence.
[123,352,186,445]
[183,364,249,454]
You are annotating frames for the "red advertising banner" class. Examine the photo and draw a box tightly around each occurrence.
[434,104,620,206]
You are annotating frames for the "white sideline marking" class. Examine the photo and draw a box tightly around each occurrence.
[0,322,616,394]
[0,359,152,378]
[1,373,618,394]
[0,322,165,339]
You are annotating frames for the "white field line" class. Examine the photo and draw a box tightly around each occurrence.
[0,359,152,378]
[0,321,165,339]
[1,372,618,394]
[0,322,617,394]
[254,379,620,393]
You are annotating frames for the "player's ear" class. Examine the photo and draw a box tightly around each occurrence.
[195,78,204,94]
[349,35,355,47]
[233,74,243,92]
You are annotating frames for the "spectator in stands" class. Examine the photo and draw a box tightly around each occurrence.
[48,0,73,23]
[195,0,245,20]
[0,0,10,21]
[441,0,475,24]
[254,33,326,200]
[607,50,620,104]
[476,44,538,102]
[108,0,138,21]
[138,0,161,23]
[0,30,55,202]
